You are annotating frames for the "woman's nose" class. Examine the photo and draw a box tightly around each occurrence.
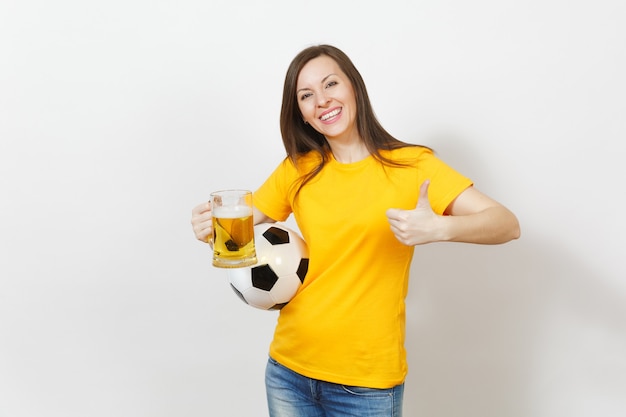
[317,93,330,107]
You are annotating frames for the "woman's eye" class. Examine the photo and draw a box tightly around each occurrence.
[300,92,312,101]
[326,81,338,88]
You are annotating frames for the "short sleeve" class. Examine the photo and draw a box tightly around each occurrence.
[253,158,298,222]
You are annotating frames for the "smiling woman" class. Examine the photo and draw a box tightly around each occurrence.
[190,44,520,417]
[296,57,360,148]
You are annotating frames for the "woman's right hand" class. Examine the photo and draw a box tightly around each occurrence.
[191,202,213,244]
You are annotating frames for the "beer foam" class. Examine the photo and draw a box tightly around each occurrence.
[213,205,253,218]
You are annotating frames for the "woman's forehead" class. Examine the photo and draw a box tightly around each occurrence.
[297,56,343,86]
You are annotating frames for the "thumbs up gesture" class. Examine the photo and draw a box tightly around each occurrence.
[385,180,443,246]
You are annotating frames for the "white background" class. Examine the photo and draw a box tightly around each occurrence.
[1,1,625,416]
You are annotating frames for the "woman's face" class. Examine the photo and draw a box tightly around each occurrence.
[296,55,358,142]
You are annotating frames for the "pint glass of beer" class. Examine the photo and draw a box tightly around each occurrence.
[210,190,257,268]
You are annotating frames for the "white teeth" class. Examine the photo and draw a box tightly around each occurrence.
[320,108,341,121]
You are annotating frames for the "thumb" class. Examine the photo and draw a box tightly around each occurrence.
[416,179,431,209]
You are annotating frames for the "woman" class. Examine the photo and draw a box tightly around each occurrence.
[191,44,520,417]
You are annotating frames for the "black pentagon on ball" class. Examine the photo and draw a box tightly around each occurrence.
[251,264,279,291]
[263,227,290,245]
[296,258,309,283]
[230,284,249,305]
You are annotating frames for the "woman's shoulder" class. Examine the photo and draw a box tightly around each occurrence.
[279,151,325,173]
[380,144,434,160]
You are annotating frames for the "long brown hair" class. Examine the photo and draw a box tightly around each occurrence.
[280,44,422,194]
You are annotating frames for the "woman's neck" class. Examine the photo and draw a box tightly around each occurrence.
[326,135,369,164]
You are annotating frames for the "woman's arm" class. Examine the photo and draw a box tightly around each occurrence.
[441,185,521,244]
[253,206,276,226]
[386,181,520,246]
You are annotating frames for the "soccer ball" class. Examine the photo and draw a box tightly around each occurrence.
[226,223,309,310]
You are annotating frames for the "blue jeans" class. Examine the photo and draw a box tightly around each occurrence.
[265,357,404,417]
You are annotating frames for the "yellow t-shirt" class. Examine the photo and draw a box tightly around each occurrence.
[253,146,473,388]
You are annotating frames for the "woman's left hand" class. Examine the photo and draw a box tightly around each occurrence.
[386,180,444,246]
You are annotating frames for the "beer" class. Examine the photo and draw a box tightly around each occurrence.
[211,202,257,268]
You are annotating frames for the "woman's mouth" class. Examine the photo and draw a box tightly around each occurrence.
[320,108,342,122]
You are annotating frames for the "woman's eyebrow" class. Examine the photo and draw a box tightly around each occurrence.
[297,74,337,94]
